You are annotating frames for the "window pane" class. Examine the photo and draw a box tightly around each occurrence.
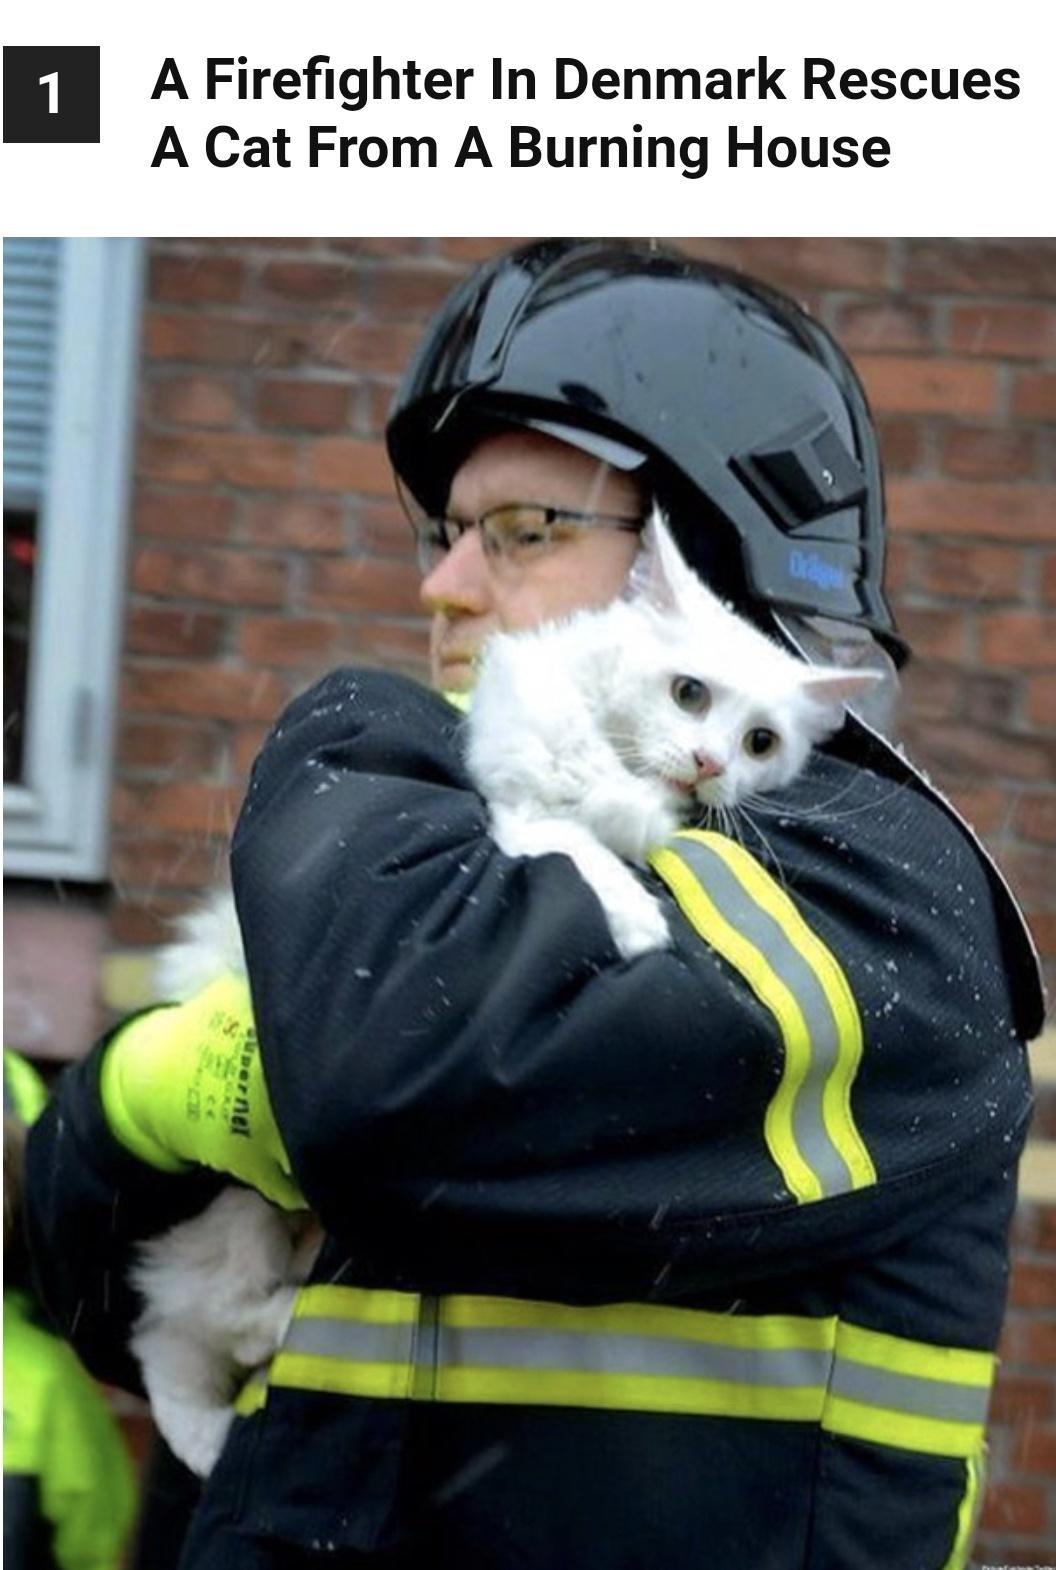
[4,509,37,784]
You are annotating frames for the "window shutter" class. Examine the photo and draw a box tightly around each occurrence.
[3,238,62,510]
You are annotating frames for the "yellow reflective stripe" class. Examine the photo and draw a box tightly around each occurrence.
[648,829,875,1202]
[696,833,874,1192]
[441,1295,836,1351]
[269,1351,416,1402]
[291,1284,420,1325]
[940,1447,987,1570]
[434,1367,827,1422]
[821,1394,986,1460]
[233,1370,267,1416]
[648,841,821,1202]
[836,1323,995,1389]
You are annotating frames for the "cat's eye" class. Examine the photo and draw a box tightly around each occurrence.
[671,676,710,714]
[744,727,779,758]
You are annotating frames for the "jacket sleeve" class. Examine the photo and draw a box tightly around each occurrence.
[24,1032,225,1391]
[231,666,1035,1304]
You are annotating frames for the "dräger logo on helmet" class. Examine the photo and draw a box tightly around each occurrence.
[788,550,846,592]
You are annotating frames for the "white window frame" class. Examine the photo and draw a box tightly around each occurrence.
[4,238,145,880]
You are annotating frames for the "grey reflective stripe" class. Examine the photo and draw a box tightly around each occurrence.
[668,835,854,1197]
[436,1327,832,1387]
[283,1317,830,1388]
[283,1316,416,1366]
[830,1360,992,1426]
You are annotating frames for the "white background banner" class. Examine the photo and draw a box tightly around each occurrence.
[1,0,1051,236]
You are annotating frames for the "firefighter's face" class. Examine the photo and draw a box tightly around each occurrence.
[419,431,645,691]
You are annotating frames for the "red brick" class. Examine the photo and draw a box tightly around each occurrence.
[108,895,193,948]
[1036,1204,1056,1251]
[1013,372,1056,423]
[131,546,287,608]
[258,261,364,309]
[902,724,1056,784]
[887,481,1053,541]
[962,672,1021,729]
[232,724,274,779]
[125,606,226,658]
[905,239,1056,295]
[978,1479,1048,1533]
[1044,556,1056,608]
[1002,1317,1056,1366]
[304,556,423,617]
[835,300,932,353]
[1013,1422,1056,1476]
[980,611,1056,670]
[946,786,1007,835]
[1016,794,1056,844]
[110,835,226,890]
[1029,910,1054,954]
[436,238,527,263]
[138,432,302,491]
[113,780,242,836]
[940,427,1036,482]
[151,254,246,304]
[242,498,346,552]
[948,303,1056,359]
[881,535,912,595]
[239,616,342,666]
[356,620,431,676]
[300,321,422,376]
[993,846,1056,910]
[145,312,318,369]
[121,666,287,722]
[135,490,237,543]
[895,608,968,661]
[989,1373,1055,1424]
[917,541,1025,599]
[256,380,352,432]
[370,266,461,320]
[366,381,399,437]
[151,375,240,429]
[353,500,416,558]
[117,720,222,775]
[304,437,394,495]
[876,418,924,474]
[675,238,889,291]
[1008,1259,1056,1309]
[900,661,962,723]
[855,356,998,417]
[331,238,430,258]
[1027,675,1056,728]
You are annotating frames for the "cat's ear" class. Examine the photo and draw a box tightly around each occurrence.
[798,668,884,731]
[625,504,701,613]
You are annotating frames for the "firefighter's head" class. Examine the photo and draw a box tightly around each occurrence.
[387,239,904,716]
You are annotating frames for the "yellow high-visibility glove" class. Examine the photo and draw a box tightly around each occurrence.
[100,973,305,1210]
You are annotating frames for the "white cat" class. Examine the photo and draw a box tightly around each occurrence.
[468,510,880,958]
[130,509,878,1475]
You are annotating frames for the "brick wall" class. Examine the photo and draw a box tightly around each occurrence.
[115,237,1054,1562]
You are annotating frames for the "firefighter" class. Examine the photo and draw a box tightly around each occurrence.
[26,241,1042,1569]
[4,1051,137,1570]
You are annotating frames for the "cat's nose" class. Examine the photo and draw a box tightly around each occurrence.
[693,751,724,779]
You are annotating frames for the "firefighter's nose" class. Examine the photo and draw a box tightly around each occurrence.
[693,751,724,780]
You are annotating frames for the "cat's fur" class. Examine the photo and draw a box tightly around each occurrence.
[130,510,878,1474]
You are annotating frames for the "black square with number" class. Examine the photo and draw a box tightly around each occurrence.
[3,46,100,143]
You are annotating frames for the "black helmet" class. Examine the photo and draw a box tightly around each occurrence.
[386,239,907,666]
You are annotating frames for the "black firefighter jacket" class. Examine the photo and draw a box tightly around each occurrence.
[26,668,1044,1570]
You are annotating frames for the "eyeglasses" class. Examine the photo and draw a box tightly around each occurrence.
[405,501,644,576]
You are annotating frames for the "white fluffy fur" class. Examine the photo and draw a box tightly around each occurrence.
[468,509,879,957]
[131,509,877,1473]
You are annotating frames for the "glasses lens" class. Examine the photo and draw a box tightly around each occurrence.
[480,506,554,566]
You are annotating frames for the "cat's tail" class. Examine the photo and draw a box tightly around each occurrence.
[154,888,245,1002]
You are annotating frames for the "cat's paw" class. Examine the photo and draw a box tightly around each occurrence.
[581,778,678,863]
[230,1285,298,1368]
[604,883,672,960]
